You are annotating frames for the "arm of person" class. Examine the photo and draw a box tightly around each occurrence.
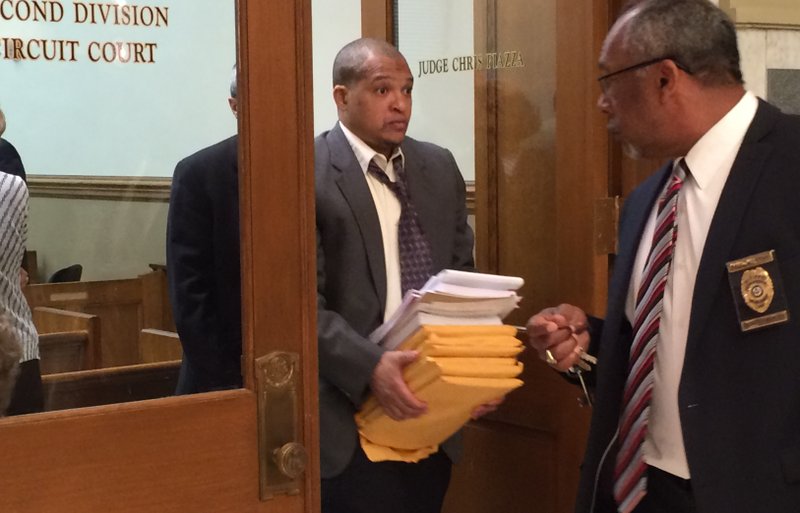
[369,349,427,420]
[166,161,237,390]
[527,304,604,389]
[316,229,427,418]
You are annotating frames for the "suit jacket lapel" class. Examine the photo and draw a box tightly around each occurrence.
[686,101,779,354]
[603,164,671,346]
[327,125,388,311]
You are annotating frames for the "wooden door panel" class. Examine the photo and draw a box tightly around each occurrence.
[445,351,591,513]
[0,0,318,511]
[446,419,557,513]
[0,394,309,513]
[457,0,610,512]
[0,392,275,513]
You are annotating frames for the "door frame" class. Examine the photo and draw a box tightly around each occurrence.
[370,2,613,512]
[0,1,320,512]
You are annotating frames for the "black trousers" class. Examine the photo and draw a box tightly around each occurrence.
[634,466,696,513]
[322,446,452,513]
[7,359,44,416]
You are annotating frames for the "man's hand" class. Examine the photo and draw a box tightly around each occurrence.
[470,396,505,420]
[527,304,590,372]
[19,268,28,288]
[370,350,427,421]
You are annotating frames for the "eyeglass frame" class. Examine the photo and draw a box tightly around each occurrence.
[597,56,692,85]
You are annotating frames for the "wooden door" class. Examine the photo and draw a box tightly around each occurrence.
[444,1,613,512]
[0,2,320,512]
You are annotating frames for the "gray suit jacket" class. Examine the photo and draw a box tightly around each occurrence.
[315,123,475,478]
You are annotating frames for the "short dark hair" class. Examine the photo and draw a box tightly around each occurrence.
[622,0,743,86]
[332,37,405,87]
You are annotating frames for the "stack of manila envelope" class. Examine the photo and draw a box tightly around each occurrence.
[355,324,524,462]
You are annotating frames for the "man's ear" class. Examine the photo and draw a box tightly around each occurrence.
[657,59,681,94]
[333,85,348,110]
[228,97,238,118]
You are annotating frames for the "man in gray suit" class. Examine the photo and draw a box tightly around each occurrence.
[315,38,495,513]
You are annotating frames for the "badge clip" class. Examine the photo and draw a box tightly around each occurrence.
[726,250,790,332]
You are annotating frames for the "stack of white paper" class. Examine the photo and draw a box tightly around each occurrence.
[369,269,524,350]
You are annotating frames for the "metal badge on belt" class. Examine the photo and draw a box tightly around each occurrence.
[726,250,790,331]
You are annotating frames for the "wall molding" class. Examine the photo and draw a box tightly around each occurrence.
[27,175,476,211]
[28,175,172,202]
[721,0,800,28]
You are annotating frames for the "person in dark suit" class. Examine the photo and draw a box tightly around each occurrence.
[0,108,26,182]
[316,38,498,513]
[528,1,800,513]
[167,68,240,394]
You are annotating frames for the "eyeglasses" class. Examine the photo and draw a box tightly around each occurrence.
[597,56,691,85]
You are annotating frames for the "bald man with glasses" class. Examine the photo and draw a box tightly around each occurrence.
[528,1,800,512]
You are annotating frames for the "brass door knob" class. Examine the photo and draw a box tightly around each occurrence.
[273,442,307,479]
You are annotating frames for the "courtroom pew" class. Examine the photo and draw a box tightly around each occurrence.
[25,269,175,368]
[34,307,101,374]
[42,360,181,412]
[39,332,89,375]
[139,328,183,363]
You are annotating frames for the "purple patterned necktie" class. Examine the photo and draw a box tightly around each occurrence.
[614,160,687,513]
[367,156,434,294]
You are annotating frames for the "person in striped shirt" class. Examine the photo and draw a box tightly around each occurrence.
[0,171,42,415]
[0,312,22,416]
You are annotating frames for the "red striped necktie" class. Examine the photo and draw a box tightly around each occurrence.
[614,159,688,513]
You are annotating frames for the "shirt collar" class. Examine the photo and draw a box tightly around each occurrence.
[339,121,404,175]
[681,91,758,190]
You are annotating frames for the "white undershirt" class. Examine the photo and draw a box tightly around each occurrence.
[625,91,758,478]
[339,122,405,321]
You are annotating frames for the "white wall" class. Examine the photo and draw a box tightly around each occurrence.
[24,1,364,281]
[28,197,169,282]
[739,28,800,100]
[1,0,236,177]
[397,1,475,181]
[311,0,361,135]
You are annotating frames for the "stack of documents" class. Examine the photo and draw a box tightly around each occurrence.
[370,269,524,350]
[357,271,526,462]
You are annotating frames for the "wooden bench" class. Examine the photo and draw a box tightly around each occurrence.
[42,360,181,411]
[34,307,101,374]
[39,332,89,375]
[26,269,175,368]
[139,328,183,363]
